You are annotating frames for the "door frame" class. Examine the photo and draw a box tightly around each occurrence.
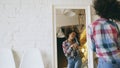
[52,5,94,68]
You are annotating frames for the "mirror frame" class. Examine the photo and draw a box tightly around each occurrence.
[52,5,94,68]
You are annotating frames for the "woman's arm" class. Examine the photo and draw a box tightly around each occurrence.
[88,25,96,52]
[62,42,73,57]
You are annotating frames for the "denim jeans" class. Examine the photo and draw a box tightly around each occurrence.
[97,58,120,68]
[67,56,82,68]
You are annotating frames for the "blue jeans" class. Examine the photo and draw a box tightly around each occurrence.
[97,58,120,68]
[67,56,82,68]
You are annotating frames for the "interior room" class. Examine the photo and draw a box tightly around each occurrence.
[0,0,102,68]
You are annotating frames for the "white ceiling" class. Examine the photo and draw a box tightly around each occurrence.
[56,9,85,15]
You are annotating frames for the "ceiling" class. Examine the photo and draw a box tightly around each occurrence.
[56,9,85,16]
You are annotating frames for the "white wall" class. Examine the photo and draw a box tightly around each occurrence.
[0,0,93,68]
[53,0,92,6]
[0,0,52,68]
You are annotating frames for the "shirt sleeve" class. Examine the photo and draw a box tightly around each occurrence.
[88,25,96,52]
[62,42,73,57]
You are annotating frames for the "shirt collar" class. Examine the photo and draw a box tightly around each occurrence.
[97,18,108,21]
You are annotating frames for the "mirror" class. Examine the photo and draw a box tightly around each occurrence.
[56,8,88,68]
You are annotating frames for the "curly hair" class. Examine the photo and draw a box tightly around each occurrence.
[94,0,120,21]
[64,28,77,39]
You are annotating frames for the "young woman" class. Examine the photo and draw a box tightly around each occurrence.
[88,0,120,68]
[62,29,82,68]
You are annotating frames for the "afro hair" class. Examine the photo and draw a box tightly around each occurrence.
[94,0,120,21]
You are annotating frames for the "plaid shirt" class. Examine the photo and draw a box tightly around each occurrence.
[62,40,80,57]
[88,18,120,63]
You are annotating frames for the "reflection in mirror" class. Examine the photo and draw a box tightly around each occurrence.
[56,9,88,68]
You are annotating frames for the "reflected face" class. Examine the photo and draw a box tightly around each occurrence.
[69,32,76,40]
